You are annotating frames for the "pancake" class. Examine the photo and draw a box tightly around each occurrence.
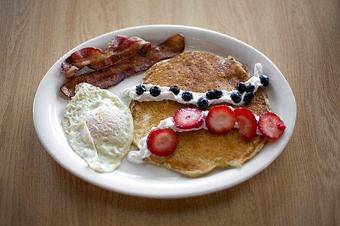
[131,51,270,177]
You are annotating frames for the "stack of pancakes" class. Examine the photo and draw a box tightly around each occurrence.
[131,51,270,177]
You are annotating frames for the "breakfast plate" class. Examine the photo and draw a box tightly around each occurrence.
[33,25,296,198]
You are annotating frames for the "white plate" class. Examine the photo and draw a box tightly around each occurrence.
[33,25,296,198]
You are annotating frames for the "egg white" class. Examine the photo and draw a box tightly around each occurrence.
[62,83,133,173]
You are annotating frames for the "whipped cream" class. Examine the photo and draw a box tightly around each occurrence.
[127,109,261,164]
[123,63,264,107]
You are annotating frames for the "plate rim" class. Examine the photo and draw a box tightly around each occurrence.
[33,24,297,198]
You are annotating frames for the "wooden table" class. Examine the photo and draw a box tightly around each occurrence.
[1,0,339,225]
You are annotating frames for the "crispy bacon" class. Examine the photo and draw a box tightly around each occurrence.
[61,36,152,78]
[60,34,185,98]
[90,35,152,70]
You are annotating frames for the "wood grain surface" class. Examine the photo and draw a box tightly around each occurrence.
[0,0,339,225]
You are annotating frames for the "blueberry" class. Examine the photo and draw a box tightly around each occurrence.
[246,84,255,93]
[235,82,246,93]
[181,91,193,101]
[197,97,209,110]
[206,89,223,99]
[150,86,161,97]
[230,90,242,103]
[260,74,269,86]
[243,92,254,104]
[169,85,180,95]
[135,84,146,95]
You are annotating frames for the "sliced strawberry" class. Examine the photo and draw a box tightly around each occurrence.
[146,128,178,157]
[205,105,236,134]
[234,108,257,140]
[173,108,203,129]
[258,112,286,139]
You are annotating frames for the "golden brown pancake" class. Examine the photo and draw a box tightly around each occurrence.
[131,51,270,177]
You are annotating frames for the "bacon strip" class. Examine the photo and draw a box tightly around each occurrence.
[90,35,152,70]
[60,34,185,98]
[61,36,152,78]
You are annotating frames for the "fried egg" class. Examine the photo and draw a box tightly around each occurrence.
[62,83,133,173]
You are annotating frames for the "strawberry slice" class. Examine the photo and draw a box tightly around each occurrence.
[205,105,236,134]
[173,108,203,129]
[258,112,286,139]
[146,128,178,157]
[234,108,257,140]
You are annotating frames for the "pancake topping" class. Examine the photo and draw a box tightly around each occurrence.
[127,106,286,163]
[124,63,268,108]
